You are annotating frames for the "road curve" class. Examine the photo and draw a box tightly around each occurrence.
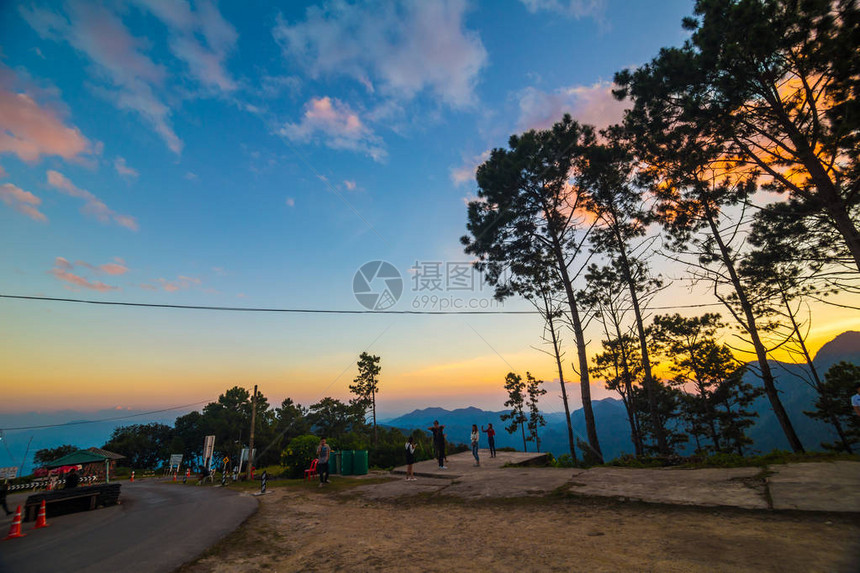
[0,481,257,573]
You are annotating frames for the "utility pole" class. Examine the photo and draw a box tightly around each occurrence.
[247,385,257,480]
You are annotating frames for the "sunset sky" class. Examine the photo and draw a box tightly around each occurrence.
[1,0,855,423]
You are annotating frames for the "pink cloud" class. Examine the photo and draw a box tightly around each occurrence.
[20,1,183,154]
[516,82,628,132]
[18,0,239,157]
[0,68,91,162]
[148,275,202,292]
[99,262,128,275]
[132,0,238,93]
[450,150,491,186]
[280,97,386,161]
[75,257,129,275]
[274,0,486,107]
[519,0,607,21]
[49,257,119,291]
[0,182,48,222]
[114,157,138,178]
[46,170,139,231]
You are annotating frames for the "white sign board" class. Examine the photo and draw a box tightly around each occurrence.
[203,435,215,463]
[237,448,256,473]
[0,466,18,479]
[239,448,256,464]
[168,454,183,470]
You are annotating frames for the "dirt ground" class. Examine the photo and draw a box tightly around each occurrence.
[179,477,860,573]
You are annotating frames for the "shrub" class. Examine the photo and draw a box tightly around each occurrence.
[281,435,321,478]
[550,453,577,468]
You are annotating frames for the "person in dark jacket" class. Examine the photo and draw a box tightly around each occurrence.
[1,480,11,515]
[427,421,446,469]
[65,467,80,489]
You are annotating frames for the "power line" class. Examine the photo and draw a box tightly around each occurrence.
[0,294,533,314]
[0,399,211,431]
[0,293,725,314]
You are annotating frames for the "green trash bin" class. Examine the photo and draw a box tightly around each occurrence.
[331,451,342,475]
[353,450,368,475]
[341,450,354,476]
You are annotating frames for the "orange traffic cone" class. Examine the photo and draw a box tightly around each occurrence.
[34,499,50,529]
[172,472,176,482]
[130,471,134,483]
[4,506,26,540]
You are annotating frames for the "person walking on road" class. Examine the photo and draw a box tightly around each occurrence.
[482,423,497,458]
[428,421,447,469]
[405,436,417,480]
[471,424,480,466]
[316,438,331,486]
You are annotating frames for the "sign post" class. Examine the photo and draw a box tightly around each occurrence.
[168,454,183,477]
[203,435,215,471]
[0,467,18,480]
[237,448,255,479]
[221,457,229,486]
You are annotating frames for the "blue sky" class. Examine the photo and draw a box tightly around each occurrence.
[12,0,841,420]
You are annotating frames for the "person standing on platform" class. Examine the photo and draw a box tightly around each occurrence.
[405,436,417,481]
[428,421,447,469]
[482,423,497,458]
[471,424,481,466]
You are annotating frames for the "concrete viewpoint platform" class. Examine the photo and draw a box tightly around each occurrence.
[374,451,860,513]
[392,449,547,478]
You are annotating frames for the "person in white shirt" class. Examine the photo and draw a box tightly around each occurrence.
[471,424,480,467]
[405,436,416,481]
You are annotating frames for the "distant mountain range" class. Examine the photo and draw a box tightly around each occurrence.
[2,331,856,473]
[746,330,859,453]
[0,410,181,476]
[384,331,860,460]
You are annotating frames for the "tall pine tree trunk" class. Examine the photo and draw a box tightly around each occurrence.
[778,284,852,453]
[521,417,527,452]
[542,293,578,462]
[550,233,603,463]
[704,206,804,452]
[613,227,669,455]
[608,311,644,456]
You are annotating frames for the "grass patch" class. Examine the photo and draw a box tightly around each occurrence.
[213,474,397,495]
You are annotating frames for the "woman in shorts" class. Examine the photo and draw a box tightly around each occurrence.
[405,436,417,480]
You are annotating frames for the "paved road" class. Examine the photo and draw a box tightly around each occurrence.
[0,481,257,573]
